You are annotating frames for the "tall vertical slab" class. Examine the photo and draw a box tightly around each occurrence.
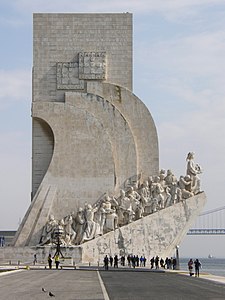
[13,13,159,247]
[32,13,133,199]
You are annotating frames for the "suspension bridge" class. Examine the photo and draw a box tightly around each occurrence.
[188,206,225,235]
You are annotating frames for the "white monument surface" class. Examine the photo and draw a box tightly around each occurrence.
[2,13,206,263]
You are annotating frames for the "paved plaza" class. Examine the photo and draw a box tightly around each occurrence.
[1,267,225,299]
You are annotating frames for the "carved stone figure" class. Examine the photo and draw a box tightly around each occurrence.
[164,186,172,207]
[159,169,166,188]
[179,175,194,199]
[170,182,179,204]
[64,214,76,245]
[102,196,118,232]
[186,152,202,194]
[94,204,106,235]
[83,204,100,241]
[127,186,142,214]
[74,207,85,245]
[55,218,67,246]
[39,214,58,245]
[117,189,134,225]
[164,169,177,187]
[135,201,144,219]
[139,180,150,210]
[151,176,164,209]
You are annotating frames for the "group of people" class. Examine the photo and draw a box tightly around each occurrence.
[103,254,148,270]
[39,152,202,247]
[150,256,178,270]
[188,258,202,277]
[103,255,203,277]
[47,253,60,269]
[33,253,61,269]
[103,254,179,270]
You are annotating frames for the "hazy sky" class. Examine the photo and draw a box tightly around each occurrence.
[1,0,225,258]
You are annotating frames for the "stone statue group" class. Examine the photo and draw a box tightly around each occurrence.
[39,152,202,247]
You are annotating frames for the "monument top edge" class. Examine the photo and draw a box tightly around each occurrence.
[33,12,133,17]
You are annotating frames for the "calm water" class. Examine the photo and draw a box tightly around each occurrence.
[180,258,225,277]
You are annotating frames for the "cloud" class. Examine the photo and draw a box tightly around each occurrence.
[138,29,225,78]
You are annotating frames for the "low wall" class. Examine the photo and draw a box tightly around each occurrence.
[0,246,82,265]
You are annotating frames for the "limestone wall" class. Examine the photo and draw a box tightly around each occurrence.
[32,13,133,199]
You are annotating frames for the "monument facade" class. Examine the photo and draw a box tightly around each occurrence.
[8,13,206,263]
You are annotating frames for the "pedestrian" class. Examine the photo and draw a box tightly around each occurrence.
[165,257,169,269]
[168,257,172,269]
[121,255,125,266]
[140,256,143,267]
[127,255,131,267]
[33,254,37,265]
[131,255,136,268]
[136,255,139,267]
[194,259,201,277]
[143,256,146,267]
[150,257,154,269]
[54,254,60,269]
[109,256,113,267]
[155,256,159,269]
[172,257,177,270]
[188,258,194,276]
[114,255,118,268]
[48,254,53,269]
[104,255,109,270]
[160,258,165,268]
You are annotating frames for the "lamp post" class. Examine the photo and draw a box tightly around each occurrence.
[53,225,64,258]
[176,245,180,270]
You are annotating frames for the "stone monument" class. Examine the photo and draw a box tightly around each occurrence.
[8,13,206,263]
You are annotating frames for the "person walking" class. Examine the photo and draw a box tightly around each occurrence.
[33,254,37,265]
[114,255,119,268]
[172,257,177,270]
[150,257,154,269]
[104,255,109,270]
[155,256,159,269]
[143,256,146,267]
[54,254,60,269]
[127,255,131,267]
[121,255,125,266]
[188,258,194,276]
[194,259,201,277]
[48,254,53,269]
[109,256,113,267]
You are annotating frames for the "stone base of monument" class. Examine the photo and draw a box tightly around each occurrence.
[0,193,206,265]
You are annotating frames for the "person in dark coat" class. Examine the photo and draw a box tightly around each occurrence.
[48,254,52,269]
[194,259,201,277]
[109,256,113,267]
[104,255,109,270]
[114,255,119,268]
